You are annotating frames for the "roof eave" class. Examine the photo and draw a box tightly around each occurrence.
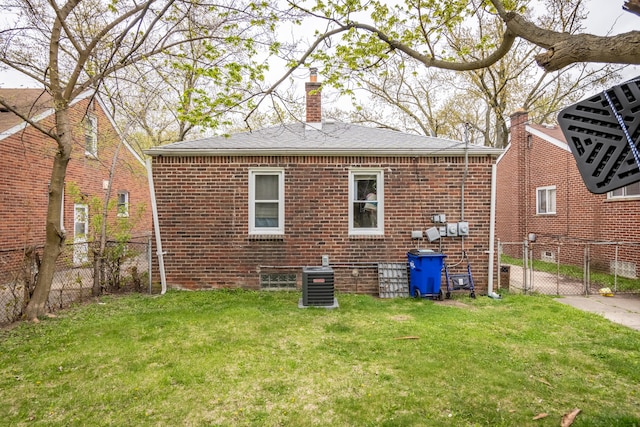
[144,148,504,157]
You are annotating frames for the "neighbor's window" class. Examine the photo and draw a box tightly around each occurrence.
[536,186,556,214]
[349,169,384,235]
[249,168,284,235]
[84,114,98,157]
[117,191,129,217]
[608,181,640,199]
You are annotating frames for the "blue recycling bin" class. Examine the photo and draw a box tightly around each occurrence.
[407,250,446,299]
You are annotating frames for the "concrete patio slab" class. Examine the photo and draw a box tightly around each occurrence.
[556,294,640,331]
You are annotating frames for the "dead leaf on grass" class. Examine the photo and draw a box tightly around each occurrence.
[561,408,581,427]
[393,336,420,340]
[537,378,552,387]
[532,413,548,420]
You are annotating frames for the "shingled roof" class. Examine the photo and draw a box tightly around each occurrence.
[0,89,53,134]
[145,121,503,157]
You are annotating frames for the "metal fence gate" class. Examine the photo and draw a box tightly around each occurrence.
[497,240,640,296]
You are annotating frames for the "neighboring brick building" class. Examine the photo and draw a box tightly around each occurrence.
[0,89,151,268]
[496,111,640,277]
[146,71,503,295]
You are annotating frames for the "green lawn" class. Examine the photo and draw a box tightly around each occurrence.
[1,290,639,426]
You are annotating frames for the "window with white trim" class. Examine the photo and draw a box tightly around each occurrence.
[249,168,284,235]
[608,181,640,199]
[536,186,556,214]
[84,114,98,157]
[117,191,129,217]
[349,169,384,235]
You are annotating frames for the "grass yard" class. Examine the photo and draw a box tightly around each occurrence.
[1,290,639,426]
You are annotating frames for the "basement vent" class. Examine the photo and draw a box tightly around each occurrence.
[301,266,335,307]
[610,260,637,279]
[260,273,297,289]
[541,251,555,262]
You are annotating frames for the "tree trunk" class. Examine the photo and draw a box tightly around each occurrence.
[24,108,72,320]
[92,244,102,297]
[93,141,122,296]
[495,113,509,149]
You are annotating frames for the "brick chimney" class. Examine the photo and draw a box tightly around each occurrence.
[305,67,322,127]
[509,109,529,149]
[510,109,528,128]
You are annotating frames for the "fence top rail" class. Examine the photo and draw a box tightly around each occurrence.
[0,239,150,254]
[499,240,640,247]
[586,241,640,246]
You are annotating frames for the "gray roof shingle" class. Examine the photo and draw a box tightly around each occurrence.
[145,121,503,157]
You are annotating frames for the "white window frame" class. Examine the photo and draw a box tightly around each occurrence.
[608,181,640,199]
[84,114,98,157]
[536,185,556,215]
[249,168,285,235]
[349,168,384,236]
[117,191,129,217]
[73,203,89,265]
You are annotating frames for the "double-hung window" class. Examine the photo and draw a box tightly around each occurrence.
[349,169,384,235]
[117,191,129,217]
[536,186,556,214]
[249,168,284,235]
[84,114,98,157]
[608,181,640,199]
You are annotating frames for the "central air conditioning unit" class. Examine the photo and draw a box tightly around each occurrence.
[301,266,336,307]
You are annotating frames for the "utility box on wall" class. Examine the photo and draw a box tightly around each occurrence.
[301,266,336,307]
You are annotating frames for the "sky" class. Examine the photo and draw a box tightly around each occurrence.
[0,0,637,88]
[585,0,638,35]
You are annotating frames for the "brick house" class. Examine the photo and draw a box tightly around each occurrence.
[146,71,503,295]
[496,110,640,278]
[0,88,152,269]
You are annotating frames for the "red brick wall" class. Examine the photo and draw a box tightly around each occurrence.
[151,154,497,294]
[496,112,526,250]
[0,97,151,255]
[497,112,640,271]
[305,82,322,123]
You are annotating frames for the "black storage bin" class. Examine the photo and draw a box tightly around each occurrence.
[499,265,510,289]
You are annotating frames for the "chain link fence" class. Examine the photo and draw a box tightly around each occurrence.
[498,239,640,296]
[0,238,152,325]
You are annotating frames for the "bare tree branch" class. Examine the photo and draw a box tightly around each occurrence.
[489,1,640,71]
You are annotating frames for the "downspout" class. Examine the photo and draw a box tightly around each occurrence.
[461,124,469,221]
[146,158,167,294]
[460,124,469,255]
[488,163,500,299]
